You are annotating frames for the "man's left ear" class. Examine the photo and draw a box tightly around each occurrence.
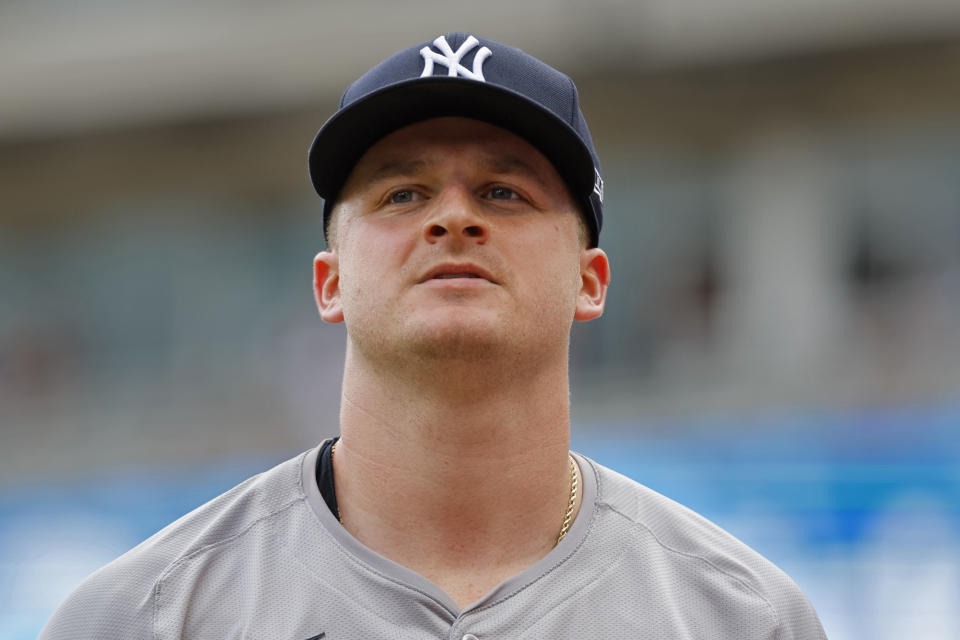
[574,248,610,322]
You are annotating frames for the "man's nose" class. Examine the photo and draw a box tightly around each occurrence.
[422,186,489,244]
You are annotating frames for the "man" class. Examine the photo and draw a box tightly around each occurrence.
[41,33,826,639]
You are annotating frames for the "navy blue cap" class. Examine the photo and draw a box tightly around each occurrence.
[308,32,604,247]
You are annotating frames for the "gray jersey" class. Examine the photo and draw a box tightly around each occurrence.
[40,444,826,639]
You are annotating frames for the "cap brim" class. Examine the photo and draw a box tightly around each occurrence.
[308,77,596,214]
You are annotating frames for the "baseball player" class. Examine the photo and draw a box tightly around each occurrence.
[40,32,826,639]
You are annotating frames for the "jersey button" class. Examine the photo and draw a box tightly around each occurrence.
[462,635,479,640]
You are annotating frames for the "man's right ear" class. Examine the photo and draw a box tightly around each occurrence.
[313,251,344,323]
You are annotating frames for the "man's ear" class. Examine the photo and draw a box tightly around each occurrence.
[574,248,610,322]
[314,251,344,323]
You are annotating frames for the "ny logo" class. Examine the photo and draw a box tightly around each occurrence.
[593,168,604,203]
[420,35,492,81]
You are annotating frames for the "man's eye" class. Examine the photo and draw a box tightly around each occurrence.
[390,190,418,204]
[487,186,519,200]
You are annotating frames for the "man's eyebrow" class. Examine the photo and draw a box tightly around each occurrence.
[366,158,433,183]
[479,155,550,186]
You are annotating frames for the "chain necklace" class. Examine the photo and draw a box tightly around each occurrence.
[556,453,578,544]
[330,441,578,546]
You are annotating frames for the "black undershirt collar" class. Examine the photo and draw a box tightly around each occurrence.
[315,437,341,521]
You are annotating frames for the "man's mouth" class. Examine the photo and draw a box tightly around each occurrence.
[421,263,498,284]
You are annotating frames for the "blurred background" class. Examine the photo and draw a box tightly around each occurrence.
[2,1,960,637]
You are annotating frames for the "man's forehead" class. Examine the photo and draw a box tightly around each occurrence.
[353,117,561,185]
[363,153,550,184]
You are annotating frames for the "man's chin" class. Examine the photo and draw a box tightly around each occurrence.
[406,322,505,362]
[390,303,513,355]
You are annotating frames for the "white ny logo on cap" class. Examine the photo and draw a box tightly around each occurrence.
[420,35,492,81]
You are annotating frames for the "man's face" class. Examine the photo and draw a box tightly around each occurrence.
[314,117,609,365]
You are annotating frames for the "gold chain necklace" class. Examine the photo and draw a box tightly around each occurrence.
[556,453,578,544]
[330,441,578,545]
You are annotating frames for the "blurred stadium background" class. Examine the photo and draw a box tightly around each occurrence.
[3,1,960,638]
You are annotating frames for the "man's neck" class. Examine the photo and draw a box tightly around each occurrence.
[331,342,581,603]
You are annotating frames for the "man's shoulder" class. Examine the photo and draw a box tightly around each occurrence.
[590,459,765,566]
[38,449,314,640]
[585,457,826,640]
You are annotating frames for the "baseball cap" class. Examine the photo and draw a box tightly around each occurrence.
[308,32,604,247]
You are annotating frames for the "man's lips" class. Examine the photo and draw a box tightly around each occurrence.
[420,263,498,284]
